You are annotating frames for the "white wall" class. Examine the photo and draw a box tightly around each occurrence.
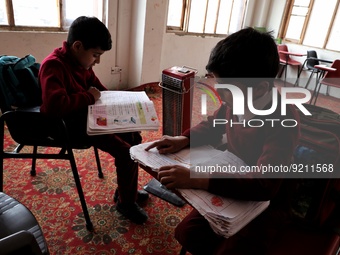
[128,0,167,87]
[0,31,65,64]
[160,34,221,77]
[265,0,286,37]
[1,0,340,97]
[127,0,146,88]
[0,1,119,90]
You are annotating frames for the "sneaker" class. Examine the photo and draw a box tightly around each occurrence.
[116,202,148,224]
[113,189,149,204]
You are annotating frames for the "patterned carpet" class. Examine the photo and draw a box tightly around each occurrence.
[2,86,194,255]
[5,79,338,255]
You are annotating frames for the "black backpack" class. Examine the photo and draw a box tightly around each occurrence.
[0,55,41,113]
[291,104,340,229]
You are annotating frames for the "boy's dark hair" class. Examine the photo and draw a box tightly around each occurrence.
[206,27,279,81]
[67,16,112,51]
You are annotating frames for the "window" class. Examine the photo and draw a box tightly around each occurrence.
[0,0,106,31]
[283,0,311,42]
[166,0,247,36]
[281,0,340,51]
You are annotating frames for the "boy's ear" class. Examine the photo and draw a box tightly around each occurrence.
[71,41,83,51]
[254,81,270,98]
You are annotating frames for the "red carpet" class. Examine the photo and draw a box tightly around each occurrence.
[2,87,193,255]
[3,81,340,254]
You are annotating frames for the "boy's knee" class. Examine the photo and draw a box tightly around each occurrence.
[131,132,142,145]
[117,132,142,146]
[174,221,184,244]
[174,219,195,247]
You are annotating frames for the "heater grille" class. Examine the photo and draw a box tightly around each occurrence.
[161,67,195,136]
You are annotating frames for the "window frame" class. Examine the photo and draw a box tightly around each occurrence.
[279,0,340,51]
[0,0,106,32]
[166,0,247,38]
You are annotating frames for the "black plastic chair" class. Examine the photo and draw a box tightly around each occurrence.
[0,192,49,255]
[296,50,320,88]
[295,50,333,89]
[0,109,103,231]
[0,57,103,231]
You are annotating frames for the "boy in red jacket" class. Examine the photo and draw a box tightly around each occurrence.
[146,27,300,254]
[39,16,148,224]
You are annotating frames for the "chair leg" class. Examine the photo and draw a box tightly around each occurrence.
[314,83,323,105]
[310,82,322,105]
[294,66,302,87]
[13,144,24,153]
[0,154,3,192]
[67,148,94,231]
[0,121,4,192]
[304,70,315,90]
[93,147,103,178]
[279,64,288,86]
[30,145,38,176]
[277,64,284,78]
[326,85,330,96]
[284,64,288,86]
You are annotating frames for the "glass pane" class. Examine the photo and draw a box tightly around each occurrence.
[291,6,308,16]
[205,0,219,33]
[188,0,207,33]
[285,16,305,40]
[0,0,8,25]
[64,0,103,28]
[229,0,245,33]
[12,0,59,27]
[167,0,183,27]
[216,0,232,34]
[326,4,340,51]
[294,0,311,7]
[303,0,337,47]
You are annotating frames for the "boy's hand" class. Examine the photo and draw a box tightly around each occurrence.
[88,86,101,101]
[144,135,189,154]
[158,165,209,190]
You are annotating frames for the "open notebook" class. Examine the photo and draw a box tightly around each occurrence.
[130,141,270,238]
[87,91,159,135]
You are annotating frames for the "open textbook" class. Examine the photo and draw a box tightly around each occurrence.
[130,141,270,238]
[87,91,159,135]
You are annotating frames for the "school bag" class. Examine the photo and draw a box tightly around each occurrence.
[292,103,340,230]
[0,54,41,113]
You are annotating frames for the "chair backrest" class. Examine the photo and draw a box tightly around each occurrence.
[306,50,320,70]
[0,110,68,147]
[0,192,49,254]
[321,59,340,88]
[277,44,289,62]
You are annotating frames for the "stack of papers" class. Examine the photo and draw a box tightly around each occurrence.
[130,142,221,170]
[178,189,270,238]
[87,91,159,135]
[130,141,270,238]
